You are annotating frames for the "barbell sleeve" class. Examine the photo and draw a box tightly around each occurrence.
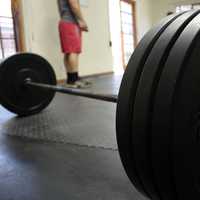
[24,80,118,103]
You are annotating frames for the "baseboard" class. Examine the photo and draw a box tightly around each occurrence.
[57,71,114,84]
[81,71,114,78]
[57,79,65,84]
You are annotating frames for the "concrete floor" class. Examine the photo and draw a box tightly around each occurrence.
[0,75,148,200]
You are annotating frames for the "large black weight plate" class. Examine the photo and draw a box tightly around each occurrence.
[152,13,200,200]
[116,12,184,198]
[132,10,199,200]
[0,53,56,116]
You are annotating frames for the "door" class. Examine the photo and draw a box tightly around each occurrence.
[120,0,137,68]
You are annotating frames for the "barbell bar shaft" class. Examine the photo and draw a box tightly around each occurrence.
[25,80,118,103]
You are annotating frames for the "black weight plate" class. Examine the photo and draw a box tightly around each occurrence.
[0,53,56,116]
[152,13,200,200]
[132,10,199,200]
[116,12,184,198]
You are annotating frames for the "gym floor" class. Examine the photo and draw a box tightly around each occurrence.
[0,74,147,200]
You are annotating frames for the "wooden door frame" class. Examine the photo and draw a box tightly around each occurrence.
[120,0,137,68]
[11,0,26,52]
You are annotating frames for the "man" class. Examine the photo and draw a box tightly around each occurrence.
[57,0,90,88]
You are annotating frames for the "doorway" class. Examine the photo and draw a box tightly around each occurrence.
[109,0,137,73]
[120,0,137,68]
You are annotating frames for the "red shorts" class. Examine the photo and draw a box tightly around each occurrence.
[58,20,82,54]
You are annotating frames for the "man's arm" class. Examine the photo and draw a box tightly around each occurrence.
[68,0,88,31]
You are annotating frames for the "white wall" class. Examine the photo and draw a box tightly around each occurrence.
[22,0,65,79]
[151,0,200,25]
[21,0,154,79]
[21,0,113,79]
[109,0,123,73]
[136,0,153,40]
[79,0,113,76]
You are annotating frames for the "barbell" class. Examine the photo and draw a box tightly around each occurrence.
[0,10,200,200]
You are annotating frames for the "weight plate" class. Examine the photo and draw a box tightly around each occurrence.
[152,13,200,200]
[116,12,184,198]
[132,10,199,200]
[0,53,56,116]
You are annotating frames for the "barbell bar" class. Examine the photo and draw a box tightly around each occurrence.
[24,79,118,103]
[0,10,200,200]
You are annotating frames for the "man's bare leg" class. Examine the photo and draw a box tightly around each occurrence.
[64,53,79,84]
[63,53,91,88]
[64,53,79,73]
